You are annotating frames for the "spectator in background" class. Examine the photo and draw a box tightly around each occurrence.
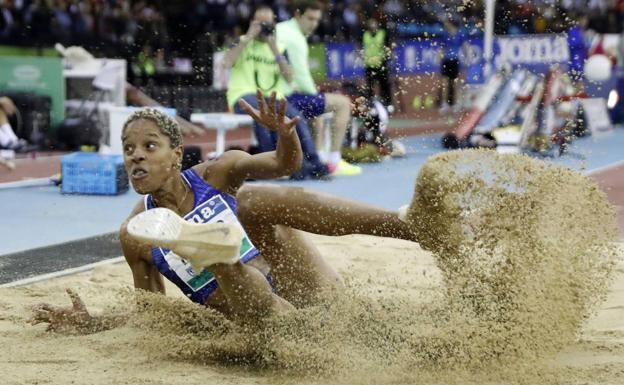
[28,0,53,48]
[362,18,393,109]
[222,5,329,180]
[0,96,25,150]
[342,3,360,41]
[0,0,19,42]
[439,19,463,113]
[132,44,156,81]
[277,0,362,177]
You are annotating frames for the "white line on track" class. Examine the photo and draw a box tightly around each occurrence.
[0,177,53,190]
[0,256,125,288]
[585,159,624,175]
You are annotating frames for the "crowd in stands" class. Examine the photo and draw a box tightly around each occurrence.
[2,1,623,76]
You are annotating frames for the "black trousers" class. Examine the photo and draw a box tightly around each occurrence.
[365,63,392,106]
[440,58,459,106]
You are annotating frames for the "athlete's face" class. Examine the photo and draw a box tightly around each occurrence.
[121,119,182,195]
[296,9,321,36]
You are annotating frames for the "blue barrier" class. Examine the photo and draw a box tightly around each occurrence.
[324,31,587,84]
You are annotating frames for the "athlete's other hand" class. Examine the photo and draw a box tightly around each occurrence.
[238,90,299,137]
[29,288,94,333]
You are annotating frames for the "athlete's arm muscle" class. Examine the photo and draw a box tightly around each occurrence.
[120,201,166,294]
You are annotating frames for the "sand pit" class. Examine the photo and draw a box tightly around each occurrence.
[1,150,623,384]
[0,237,623,385]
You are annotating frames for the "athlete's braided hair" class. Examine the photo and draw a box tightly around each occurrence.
[122,108,182,148]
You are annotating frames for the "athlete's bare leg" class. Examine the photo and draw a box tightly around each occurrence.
[236,184,417,306]
[238,184,416,241]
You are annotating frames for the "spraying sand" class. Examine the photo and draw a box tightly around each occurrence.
[1,150,622,385]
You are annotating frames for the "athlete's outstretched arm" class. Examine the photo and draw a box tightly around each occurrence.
[226,90,303,185]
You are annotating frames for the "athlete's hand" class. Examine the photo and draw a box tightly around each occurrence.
[238,90,299,137]
[28,288,94,333]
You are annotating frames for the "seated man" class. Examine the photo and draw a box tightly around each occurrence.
[222,5,329,180]
[0,96,22,150]
[276,0,362,176]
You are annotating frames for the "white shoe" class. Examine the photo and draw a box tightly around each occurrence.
[398,204,410,223]
[390,140,406,158]
[127,208,244,270]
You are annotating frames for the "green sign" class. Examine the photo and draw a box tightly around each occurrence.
[309,43,326,82]
[0,56,65,127]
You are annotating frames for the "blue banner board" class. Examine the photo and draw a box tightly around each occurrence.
[323,33,581,84]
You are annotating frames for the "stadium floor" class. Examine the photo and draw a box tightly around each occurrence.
[1,129,623,285]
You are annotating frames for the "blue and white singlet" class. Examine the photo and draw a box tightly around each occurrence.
[144,168,260,304]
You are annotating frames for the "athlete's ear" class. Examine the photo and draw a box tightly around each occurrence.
[173,145,184,169]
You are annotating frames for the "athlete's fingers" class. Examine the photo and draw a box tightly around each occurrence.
[286,116,300,129]
[32,303,56,312]
[278,98,287,122]
[28,312,50,324]
[66,289,86,311]
[256,89,267,116]
[29,307,52,324]
[238,99,262,122]
[268,91,277,116]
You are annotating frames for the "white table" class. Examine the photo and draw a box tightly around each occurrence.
[63,59,127,106]
[190,113,254,155]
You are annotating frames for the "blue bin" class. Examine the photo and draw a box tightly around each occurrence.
[61,152,129,195]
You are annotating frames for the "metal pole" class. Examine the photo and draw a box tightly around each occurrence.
[484,0,496,79]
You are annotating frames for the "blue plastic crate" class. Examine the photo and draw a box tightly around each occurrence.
[61,152,129,195]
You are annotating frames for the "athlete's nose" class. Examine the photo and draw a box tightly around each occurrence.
[131,148,146,162]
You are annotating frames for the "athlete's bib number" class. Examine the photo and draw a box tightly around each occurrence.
[163,194,256,292]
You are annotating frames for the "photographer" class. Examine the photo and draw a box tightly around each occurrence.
[222,5,329,180]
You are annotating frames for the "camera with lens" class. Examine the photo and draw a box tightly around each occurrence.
[260,23,275,36]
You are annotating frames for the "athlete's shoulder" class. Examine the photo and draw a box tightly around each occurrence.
[191,150,250,192]
[191,150,248,177]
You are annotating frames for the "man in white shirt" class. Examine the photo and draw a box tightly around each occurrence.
[276,0,362,176]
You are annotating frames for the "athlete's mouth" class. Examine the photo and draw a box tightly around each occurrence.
[131,167,148,179]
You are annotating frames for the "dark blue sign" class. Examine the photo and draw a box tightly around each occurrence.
[323,33,579,84]
[325,43,364,80]
[393,40,442,75]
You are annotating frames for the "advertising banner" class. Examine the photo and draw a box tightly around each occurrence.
[494,34,570,73]
[0,56,65,126]
[325,43,364,80]
[323,33,576,84]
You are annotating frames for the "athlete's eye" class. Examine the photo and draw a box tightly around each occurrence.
[146,142,157,150]
[123,144,134,155]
